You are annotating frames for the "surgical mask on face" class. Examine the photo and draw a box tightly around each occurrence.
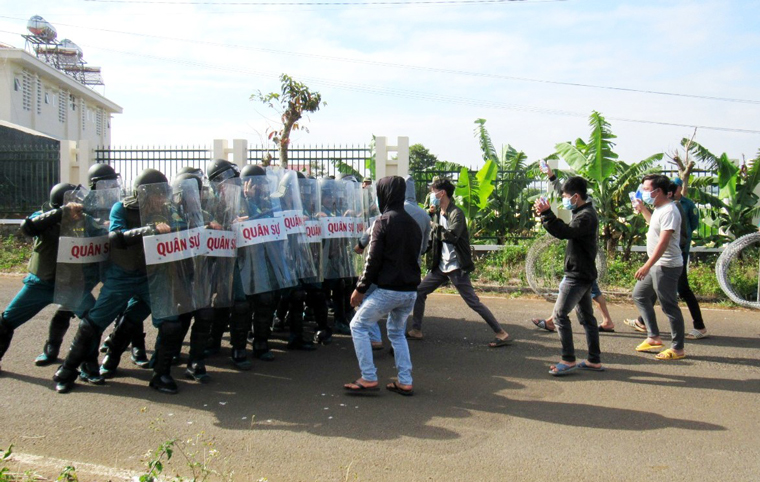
[641,189,657,205]
[562,195,576,211]
[431,196,440,207]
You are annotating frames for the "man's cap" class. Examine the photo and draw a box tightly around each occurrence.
[672,177,683,187]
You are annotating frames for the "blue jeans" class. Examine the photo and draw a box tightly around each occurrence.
[2,274,95,329]
[349,288,417,386]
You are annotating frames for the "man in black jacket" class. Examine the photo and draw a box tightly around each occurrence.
[535,176,604,376]
[408,179,511,348]
[344,176,421,396]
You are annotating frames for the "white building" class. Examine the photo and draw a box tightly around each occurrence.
[0,45,122,146]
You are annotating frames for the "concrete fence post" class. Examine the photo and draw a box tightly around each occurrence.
[59,140,77,184]
[374,136,409,179]
[232,139,248,170]
[77,139,93,187]
[212,139,229,161]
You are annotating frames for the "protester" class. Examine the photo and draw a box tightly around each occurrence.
[344,176,421,396]
[533,162,615,332]
[534,176,604,375]
[630,174,686,360]
[407,178,512,347]
[623,177,706,340]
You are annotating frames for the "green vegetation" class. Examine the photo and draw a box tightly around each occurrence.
[0,235,29,273]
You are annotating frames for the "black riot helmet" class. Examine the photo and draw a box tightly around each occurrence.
[172,173,203,195]
[87,163,119,190]
[240,164,266,177]
[206,159,240,183]
[133,168,168,189]
[177,166,204,178]
[296,171,306,179]
[49,183,78,209]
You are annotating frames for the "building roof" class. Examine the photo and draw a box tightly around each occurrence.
[0,48,122,114]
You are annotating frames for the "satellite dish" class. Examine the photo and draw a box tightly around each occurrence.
[27,15,57,42]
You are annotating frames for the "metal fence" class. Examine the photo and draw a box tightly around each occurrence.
[0,144,60,217]
[95,145,212,187]
[248,144,371,179]
[95,144,372,187]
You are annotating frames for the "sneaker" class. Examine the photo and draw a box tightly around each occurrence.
[230,349,252,370]
[79,362,105,385]
[623,318,647,333]
[314,330,332,346]
[130,346,150,368]
[185,361,211,383]
[149,374,178,394]
[333,322,351,335]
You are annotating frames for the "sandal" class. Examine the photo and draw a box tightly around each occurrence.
[386,381,414,396]
[549,362,577,376]
[599,325,615,333]
[655,348,686,361]
[685,329,709,340]
[531,319,555,332]
[635,340,665,352]
[371,342,384,351]
[488,336,513,348]
[578,360,605,372]
[624,318,647,333]
[343,379,380,391]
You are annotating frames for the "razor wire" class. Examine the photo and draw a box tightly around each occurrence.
[525,235,607,296]
[715,231,760,310]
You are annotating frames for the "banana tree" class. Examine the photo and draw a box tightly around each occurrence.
[684,144,760,241]
[469,119,539,242]
[554,111,662,256]
[454,159,498,236]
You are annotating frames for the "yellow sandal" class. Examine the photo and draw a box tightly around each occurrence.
[655,348,686,360]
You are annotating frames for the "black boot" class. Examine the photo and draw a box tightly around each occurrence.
[0,315,15,371]
[229,301,252,370]
[149,321,183,394]
[53,320,101,393]
[130,331,150,368]
[100,316,139,378]
[185,309,212,382]
[204,308,229,357]
[34,310,73,366]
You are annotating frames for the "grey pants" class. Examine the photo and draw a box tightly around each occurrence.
[411,268,503,333]
[553,277,601,364]
[633,265,685,350]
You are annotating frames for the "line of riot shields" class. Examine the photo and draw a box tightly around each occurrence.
[54,168,378,330]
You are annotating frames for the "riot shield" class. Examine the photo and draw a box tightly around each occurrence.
[318,178,356,279]
[139,180,204,320]
[275,171,319,281]
[198,177,242,309]
[236,174,298,295]
[54,187,120,310]
[301,177,323,283]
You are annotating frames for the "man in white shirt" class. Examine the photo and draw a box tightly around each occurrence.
[632,174,686,360]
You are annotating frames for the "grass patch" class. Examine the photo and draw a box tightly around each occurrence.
[0,235,30,274]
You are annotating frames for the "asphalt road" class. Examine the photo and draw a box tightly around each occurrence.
[0,274,759,481]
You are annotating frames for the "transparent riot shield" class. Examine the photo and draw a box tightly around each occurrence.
[301,177,323,283]
[236,174,298,295]
[54,187,120,310]
[139,180,204,320]
[318,178,356,279]
[275,171,319,281]
[199,177,242,309]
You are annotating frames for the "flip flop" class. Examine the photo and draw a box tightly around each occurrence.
[635,341,665,352]
[599,326,615,333]
[578,360,606,372]
[624,318,647,333]
[531,319,555,332]
[386,382,414,396]
[371,342,384,351]
[343,379,380,391]
[488,336,513,348]
[685,329,709,340]
[549,362,577,376]
[655,349,686,361]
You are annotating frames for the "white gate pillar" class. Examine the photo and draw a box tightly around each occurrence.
[375,136,409,179]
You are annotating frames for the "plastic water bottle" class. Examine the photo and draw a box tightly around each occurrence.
[539,159,549,172]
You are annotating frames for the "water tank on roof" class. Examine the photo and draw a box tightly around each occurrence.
[27,15,57,42]
[59,39,83,60]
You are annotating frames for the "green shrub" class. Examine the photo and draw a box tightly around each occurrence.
[0,235,30,273]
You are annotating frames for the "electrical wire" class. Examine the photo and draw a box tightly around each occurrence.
[2,14,758,105]
[81,0,564,5]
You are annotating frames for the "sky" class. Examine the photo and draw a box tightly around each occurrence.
[2,0,759,169]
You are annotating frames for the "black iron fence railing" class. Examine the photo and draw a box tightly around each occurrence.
[0,144,60,217]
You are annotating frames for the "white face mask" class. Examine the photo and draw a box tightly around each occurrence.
[641,188,658,205]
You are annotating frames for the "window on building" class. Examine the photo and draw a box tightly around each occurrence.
[58,90,67,123]
[14,78,20,91]
[36,77,42,115]
[70,94,76,111]
[44,92,50,104]
[21,71,32,111]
